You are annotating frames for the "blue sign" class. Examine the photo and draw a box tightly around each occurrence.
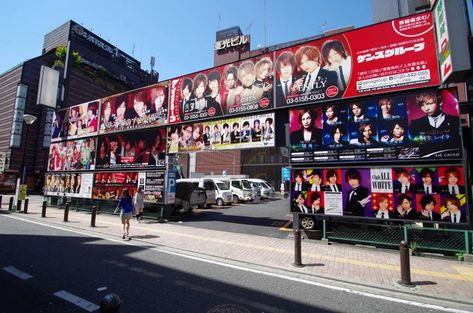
[281,167,291,182]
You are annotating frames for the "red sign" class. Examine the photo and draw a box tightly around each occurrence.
[275,11,440,107]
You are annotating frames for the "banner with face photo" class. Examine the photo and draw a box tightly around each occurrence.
[47,138,96,171]
[167,112,275,153]
[290,88,461,164]
[96,128,166,169]
[44,173,93,198]
[138,171,165,203]
[276,11,440,108]
[290,165,468,224]
[51,108,69,142]
[168,53,274,124]
[99,82,168,133]
[92,172,138,200]
[66,101,100,139]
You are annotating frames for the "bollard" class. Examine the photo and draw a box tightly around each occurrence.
[100,293,121,313]
[63,202,70,222]
[398,240,414,287]
[41,201,47,218]
[16,199,22,212]
[0,195,2,208]
[292,229,304,267]
[158,207,165,223]
[91,205,97,227]
[23,198,29,214]
[8,197,13,211]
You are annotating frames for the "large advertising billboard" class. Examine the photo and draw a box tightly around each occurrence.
[44,173,93,198]
[99,82,168,133]
[168,53,274,124]
[275,11,440,108]
[51,101,99,142]
[138,171,165,203]
[96,128,166,169]
[47,138,96,171]
[167,112,275,153]
[290,89,461,164]
[92,172,138,200]
[291,165,468,224]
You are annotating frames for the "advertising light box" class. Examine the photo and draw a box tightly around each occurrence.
[96,128,166,169]
[92,172,138,200]
[289,88,461,164]
[44,173,93,198]
[275,11,440,108]
[99,82,168,133]
[291,165,468,224]
[168,53,274,124]
[51,101,99,142]
[48,138,96,171]
[167,112,275,153]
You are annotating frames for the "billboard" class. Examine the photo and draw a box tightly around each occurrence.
[168,53,274,124]
[44,173,93,198]
[291,165,468,224]
[51,101,99,142]
[96,128,166,169]
[290,88,461,164]
[138,171,165,203]
[275,11,440,108]
[92,172,138,200]
[167,112,275,153]
[47,138,96,171]
[99,82,168,133]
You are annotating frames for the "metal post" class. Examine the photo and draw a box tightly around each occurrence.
[403,225,408,242]
[465,231,471,255]
[158,207,165,223]
[23,198,29,214]
[398,240,414,287]
[292,229,304,267]
[16,199,22,212]
[322,219,327,240]
[0,195,2,208]
[63,202,70,222]
[8,197,13,211]
[91,205,97,227]
[41,200,47,217]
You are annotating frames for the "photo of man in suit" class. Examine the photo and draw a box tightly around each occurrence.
[275,51,296,107]
[418,194,440,221]
[292,191,309,213]
[290,109,322,146]
[441,167,465,195]
[394,169,417,194]
[293,170,309,192]
[344,169,371,216]
[293,45,338,97]
[441,195,465,223]
[409,91,460,144]
[324,169,342,192]
[418,168,439,194]
[395,194,417,219]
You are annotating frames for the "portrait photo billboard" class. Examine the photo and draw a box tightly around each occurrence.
[47,138,96,171]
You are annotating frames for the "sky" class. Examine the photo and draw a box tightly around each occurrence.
[0,0,372,81]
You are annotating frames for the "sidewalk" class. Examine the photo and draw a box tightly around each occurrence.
[2,196,473,310]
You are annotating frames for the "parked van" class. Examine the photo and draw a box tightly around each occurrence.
[213,180,233,206]
[223,178,253,203]
[247,179,275,199]
[174,181,207,213]
[176,178,216,207]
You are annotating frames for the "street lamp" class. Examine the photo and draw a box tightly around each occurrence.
[20,114,37,184]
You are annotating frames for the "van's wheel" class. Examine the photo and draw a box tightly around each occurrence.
[233,195,239,203]
[216,198,224,206]
[300,216,316,230]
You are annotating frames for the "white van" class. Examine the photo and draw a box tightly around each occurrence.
[176,178,216,207]
[213,180,233,206]
[222,178,253,203]
[247,179,275,199]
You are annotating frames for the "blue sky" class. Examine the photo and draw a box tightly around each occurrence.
[0,0,372,81]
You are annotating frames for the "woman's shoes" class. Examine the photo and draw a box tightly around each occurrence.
[122,233,126,239]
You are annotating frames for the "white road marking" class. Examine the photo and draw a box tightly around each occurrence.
[53,290,99,312]
[3,266,33,280]
[3,214,472,313]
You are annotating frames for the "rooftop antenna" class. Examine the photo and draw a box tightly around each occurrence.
[150,56,155,73]
[218,14,221,30]
[321,21,327,33]
[263,0,267,47]
[245,18,256,34]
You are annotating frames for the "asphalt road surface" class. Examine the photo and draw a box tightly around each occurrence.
[0,213,452,313]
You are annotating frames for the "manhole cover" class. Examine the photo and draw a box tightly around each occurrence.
[207,304,251,313]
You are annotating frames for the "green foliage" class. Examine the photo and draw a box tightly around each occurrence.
[455,252,465,261]
[409,241,419,255]
[55,46,67,60]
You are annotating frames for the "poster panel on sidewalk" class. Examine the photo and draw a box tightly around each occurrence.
[138,171,165,203]
[168,53,274,124]
[167,112,275,153]
[275,11,440,108]
[290,165,468,224]
[92,172,138,200]
[44,173,93,198]
[47,138,96,171]
[96,128,166,169]
[99,82,169,134]
[289,88,461,164]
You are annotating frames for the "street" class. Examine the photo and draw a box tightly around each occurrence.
[0,213,460,313]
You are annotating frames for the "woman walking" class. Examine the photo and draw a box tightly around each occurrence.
[134,187,145,222]
[114,189,134,240]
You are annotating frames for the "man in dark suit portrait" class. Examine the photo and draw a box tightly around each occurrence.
[409,91,460,144]
[293,45,338,97]
[290,109,322,146]
[275,51,296,107]
[395,194,417,220]
[324,169,342,192]
[441,167,465,195]
[441,195,465,223]
[292,191,309,213]
[345,169,371,216]
[394,169,417,194]
[418,194,440,221]
[418,168,439,194]
[293,170,310,192]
